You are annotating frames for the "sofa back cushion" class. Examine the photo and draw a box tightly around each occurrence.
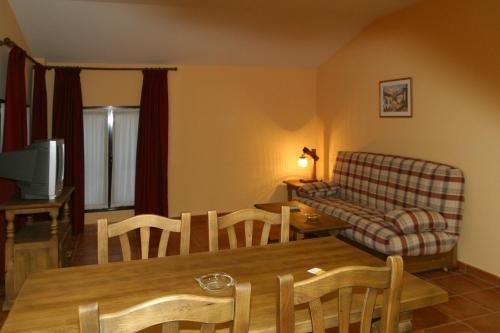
[332,151,464,234]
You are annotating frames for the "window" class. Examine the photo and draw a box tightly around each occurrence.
[83,106,139,211]
[0,101,30,151]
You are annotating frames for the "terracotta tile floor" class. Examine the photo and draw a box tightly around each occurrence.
[411,272,500,333]
[1,221,500,332]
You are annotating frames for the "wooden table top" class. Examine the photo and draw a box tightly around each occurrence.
[1,237,447,333]
[282,179,305,189]
[0,186,74,211]
[255,201,351,234]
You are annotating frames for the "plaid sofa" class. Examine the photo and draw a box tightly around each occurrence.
[298,151,465,256]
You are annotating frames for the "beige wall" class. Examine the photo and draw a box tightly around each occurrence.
[46,64,321,222]
[317,0,500,275]
[0,0,29,99]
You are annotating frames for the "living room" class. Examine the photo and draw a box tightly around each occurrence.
[0,0,499,332]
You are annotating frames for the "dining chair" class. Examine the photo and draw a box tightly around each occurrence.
[277,256,404,333]
[79,282,251,333]
[97,213,191,264]
[207,206,290,252]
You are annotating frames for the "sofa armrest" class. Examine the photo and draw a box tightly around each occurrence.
[296,181,340,198]
[385,207,448,235]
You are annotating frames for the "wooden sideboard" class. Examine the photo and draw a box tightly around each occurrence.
[0,187,75,310]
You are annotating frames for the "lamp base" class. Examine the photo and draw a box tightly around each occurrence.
[299,179,318,183]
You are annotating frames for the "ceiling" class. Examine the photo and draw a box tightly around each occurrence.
[8,0,419,67]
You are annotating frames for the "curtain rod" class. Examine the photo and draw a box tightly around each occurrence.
[45,65,177,71]
[1,37,44,67]
[1,37,177,72]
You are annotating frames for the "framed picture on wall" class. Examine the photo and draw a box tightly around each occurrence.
[379,77,412,117]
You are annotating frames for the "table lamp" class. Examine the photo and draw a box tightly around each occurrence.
[298,147,318,183]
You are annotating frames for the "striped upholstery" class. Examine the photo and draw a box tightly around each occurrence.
[333,151,464,234]
[296,181,340,198]
[385,208,448,235]
[298,151,465,256]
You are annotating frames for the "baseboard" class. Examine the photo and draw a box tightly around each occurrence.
[457,261,500,286]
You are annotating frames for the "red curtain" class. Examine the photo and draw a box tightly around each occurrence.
[0,46,27,279]
[31,64,47,141]
[52,68,84,234]
[3,46,27,151]
[135,69,169,216]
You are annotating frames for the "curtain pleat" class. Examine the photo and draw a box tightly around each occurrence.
[0,46,27,279]
[31,64,47,141]
[3,46,27,150]
[52,68,85,234]
[135,69,169,216]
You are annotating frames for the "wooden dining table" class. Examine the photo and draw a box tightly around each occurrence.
[1,236,448,333]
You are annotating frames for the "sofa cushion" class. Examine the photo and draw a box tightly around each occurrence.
[296,181,340,198]
[341,228,458,256]
[299,196,458,256]
[385,208,448,235]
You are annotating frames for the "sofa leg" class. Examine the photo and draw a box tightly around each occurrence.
[445,245,458,272]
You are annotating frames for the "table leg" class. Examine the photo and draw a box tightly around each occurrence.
[287,186,293,201]
[48,209,59,269]
[63,202,71,226]
[3,211,15,310]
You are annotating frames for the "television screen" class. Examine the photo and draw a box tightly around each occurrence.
[0,139,64,199]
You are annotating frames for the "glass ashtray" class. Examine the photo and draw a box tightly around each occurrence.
[195,272,235,293]
[304,213,320,223]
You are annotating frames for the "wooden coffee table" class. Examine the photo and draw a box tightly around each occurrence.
[255,200,351,240]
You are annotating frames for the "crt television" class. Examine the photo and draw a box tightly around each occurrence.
[0,139,65,199]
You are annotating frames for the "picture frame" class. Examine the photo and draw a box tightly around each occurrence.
[379,77,412,117]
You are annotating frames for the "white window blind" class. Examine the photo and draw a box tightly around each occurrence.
[83,106,139,211]
[83,109,109,209]
[111,108,139,207]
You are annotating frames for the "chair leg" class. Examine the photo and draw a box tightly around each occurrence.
[398,311,412,333]
[371,311,412,333]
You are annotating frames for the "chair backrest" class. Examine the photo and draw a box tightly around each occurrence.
[97,213,191,264]
[277,256,404,333]
[79,282,251,333]
[207,207,290,252]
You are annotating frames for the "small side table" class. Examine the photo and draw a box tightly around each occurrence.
[283,179,305,201]
[255,200,351,240]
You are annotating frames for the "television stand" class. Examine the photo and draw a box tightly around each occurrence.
[0,186,75,310]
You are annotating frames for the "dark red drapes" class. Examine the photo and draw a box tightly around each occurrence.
[52,68,84,234]
[3,46,27,151]
[0,46,28,279]
[31,64,47,141]
[135,69,169,216]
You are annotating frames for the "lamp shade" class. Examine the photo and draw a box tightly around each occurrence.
[298,155,308,168]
